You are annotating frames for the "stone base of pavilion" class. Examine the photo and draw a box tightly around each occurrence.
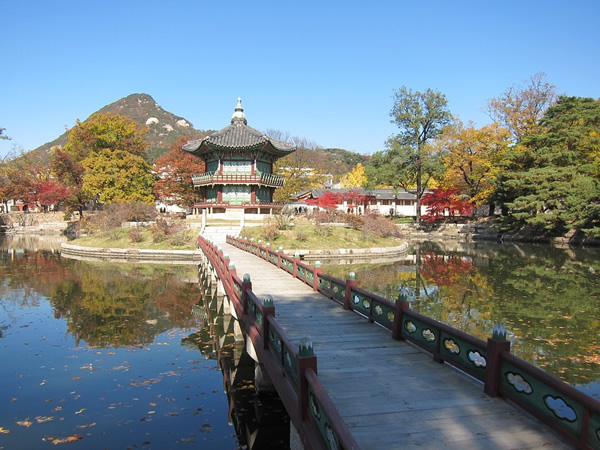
[189,203,283,226]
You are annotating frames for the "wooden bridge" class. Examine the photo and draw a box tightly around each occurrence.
[197,235,600,449]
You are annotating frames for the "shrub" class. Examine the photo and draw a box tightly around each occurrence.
[150,218,185,243]
[314,224,332,237]
[168,229,193,246]
[362,213,400,239]
[260,222,279,242]
[295,230,307,242]
[273,210,293,230]
[343,213,364,230]
[128,229,144,243]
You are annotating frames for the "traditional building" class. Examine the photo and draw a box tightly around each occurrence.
[183,99,296,219]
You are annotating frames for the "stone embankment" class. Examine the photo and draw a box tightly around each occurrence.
[60,243,203,264]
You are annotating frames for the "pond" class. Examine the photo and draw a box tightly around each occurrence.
[0,236,288,449]
[323,240,600,400]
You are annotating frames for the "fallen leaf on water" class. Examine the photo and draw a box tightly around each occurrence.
[74,409,85,415]
[0,427,9,434]
[35,416,54,423]
[76,422,96,429]
[43,434,83,445]
[11,398,17,403]
[16,420,33,428]
[72,377,81,381]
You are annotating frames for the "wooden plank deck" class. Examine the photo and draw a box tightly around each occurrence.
[222,243,572,449]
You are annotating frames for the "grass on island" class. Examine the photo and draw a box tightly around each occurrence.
[69,227,199,251]
[239,224,403,251]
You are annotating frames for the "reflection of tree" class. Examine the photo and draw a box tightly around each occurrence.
[0,248,200,347]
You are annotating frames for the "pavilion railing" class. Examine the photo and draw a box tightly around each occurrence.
[226,234,600,450]
[197,235,358,450]
[192,171,285,188]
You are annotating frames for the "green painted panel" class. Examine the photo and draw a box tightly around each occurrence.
[308,384,340,450]
[372,300,394,331]
[500,360,584,438]
[589,411,600,448]
[402,316,438,351]
[349,289,372,315]
[439,331,487,377]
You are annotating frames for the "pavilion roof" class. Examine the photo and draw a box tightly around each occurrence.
[182,98,295,158]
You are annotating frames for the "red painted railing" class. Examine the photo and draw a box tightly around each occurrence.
[226,235,600,450]
[197,235,359,450]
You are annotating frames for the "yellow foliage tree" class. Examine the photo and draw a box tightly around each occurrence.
[339,163,367,188]
[437,121,510,206]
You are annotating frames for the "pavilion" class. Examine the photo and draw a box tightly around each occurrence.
[183,98,296,221]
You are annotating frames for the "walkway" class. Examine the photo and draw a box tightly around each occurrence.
[220,242,570,449]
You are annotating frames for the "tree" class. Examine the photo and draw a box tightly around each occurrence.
[0,127,9,140]
[437,121,510,209]
[53,113,151,215]
[377,87,453,223]
[82,149,155,204]
[305,190,341,209]
[497,96,600,235]
[339,163,367,188]
[487,72,557,143]
[153,136,206,208]
[421,188,474,222]
[271,133,328,202]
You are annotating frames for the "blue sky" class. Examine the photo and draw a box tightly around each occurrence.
[1,1,599,158]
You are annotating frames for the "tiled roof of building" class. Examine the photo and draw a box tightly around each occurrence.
[294,188,421,201]
[182,98,295,157]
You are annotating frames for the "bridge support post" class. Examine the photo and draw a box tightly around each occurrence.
[392,299,410,340]
[345,272,357,310]
[297,338,317,421]
[484,324,511,397]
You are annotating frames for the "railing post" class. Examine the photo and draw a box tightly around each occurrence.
[228,262,236,298]
[242,274,252,315]
[313,261,322,292]
[484,324,511,397]
[297,338,318,421]
[262,295,274,350]
[392,288,411,340]
[277,246,283,269]
[345,272,357,310]
[265,242,271,262]
[293,251,300,279]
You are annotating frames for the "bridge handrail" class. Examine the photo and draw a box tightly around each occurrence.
[198,235,358,450]
[227,234,600,449]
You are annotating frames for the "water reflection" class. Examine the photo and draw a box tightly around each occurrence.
[0,234,289,448]
[183,267,290,449]
[323,241,600,395]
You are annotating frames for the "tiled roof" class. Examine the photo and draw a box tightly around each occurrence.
[182,99,295,157]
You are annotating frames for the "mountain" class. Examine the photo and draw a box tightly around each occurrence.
[33,93,207,161]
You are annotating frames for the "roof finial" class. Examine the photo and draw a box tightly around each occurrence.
[231,97,247,124]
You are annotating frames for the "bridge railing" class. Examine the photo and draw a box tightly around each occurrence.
[226,235,600,449]
[198,235,359,450]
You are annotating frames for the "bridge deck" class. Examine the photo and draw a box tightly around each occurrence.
[222,243,570,449]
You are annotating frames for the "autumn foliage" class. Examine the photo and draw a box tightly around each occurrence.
[421,188,474,222]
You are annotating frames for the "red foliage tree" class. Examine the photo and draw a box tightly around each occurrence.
[421,188,474,222]
[305,190,342,209]
[153,137,206,208]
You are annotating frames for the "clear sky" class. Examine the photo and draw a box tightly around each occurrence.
[1,1,599,158]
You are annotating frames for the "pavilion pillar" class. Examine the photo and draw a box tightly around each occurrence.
[217,187,223,203]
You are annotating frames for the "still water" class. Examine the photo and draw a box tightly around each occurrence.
[324,240,600,399]
[0,236,287,449]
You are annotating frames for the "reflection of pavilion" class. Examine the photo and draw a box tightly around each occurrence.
[183,99,295,221]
